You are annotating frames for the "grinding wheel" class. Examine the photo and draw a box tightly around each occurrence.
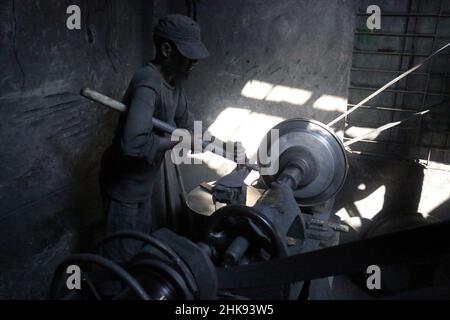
[257,118,348,206]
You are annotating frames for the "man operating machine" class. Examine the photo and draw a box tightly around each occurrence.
[99,15,245,265]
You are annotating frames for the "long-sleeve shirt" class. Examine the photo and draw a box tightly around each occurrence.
[100,63,194,202]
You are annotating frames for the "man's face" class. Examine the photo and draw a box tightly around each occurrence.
[162,43,198,84]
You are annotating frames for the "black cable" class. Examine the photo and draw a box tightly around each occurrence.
[97,231,198,296]
[131,259,195,300]
[82,273,102,300]
[49,254,150,300]
[97,231,180,261]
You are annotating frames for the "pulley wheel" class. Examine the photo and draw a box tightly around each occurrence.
[203,205,287,262]
[257,118,348,206]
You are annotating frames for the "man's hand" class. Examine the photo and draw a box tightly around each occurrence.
[157,134,183,152]
[144,133,182,165]
[210,137,247,164]
[193,134,247,164]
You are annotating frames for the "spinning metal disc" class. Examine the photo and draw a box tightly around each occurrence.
[257,118,348,206]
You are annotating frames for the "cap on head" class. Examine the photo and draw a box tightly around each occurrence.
[154,14,210,60]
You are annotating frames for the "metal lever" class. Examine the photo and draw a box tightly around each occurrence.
[80,88,259,171]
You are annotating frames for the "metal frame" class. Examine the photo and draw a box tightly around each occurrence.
[346,0,450,165]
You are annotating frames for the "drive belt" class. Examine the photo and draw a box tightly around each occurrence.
[216,219,450,290]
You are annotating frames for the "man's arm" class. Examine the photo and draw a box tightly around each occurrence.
[121,86,178,164]
[174,93,195,132]
[174,93,202,153]
[174,91,247,163]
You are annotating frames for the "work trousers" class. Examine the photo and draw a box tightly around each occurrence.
[101,193,152,263]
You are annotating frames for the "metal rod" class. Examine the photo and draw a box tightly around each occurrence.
[349,86,450,97]
[413,0,444,148]
[440,0,450,154]
[344,100,449,147]
[356,12,450,18]
[346,119,450,134]
[81,87,217,150]
[223,236,250,266]
[328,42,450,127]
[81,88,178,133]
[351,67,450,78]
[353,50,432,57]
[355,31,450,38]
[351,67,428,75]
[345,138,450,153]
[391,0,415,145]
[80,88,258,170]
[347,149,437,163]
[347,103,417,113]
[346,120,416,131]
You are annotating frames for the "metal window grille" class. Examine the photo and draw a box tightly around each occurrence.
[346,0,450,166]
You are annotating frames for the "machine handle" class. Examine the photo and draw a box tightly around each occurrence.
[81,88,257,170]
[81,88,178,134]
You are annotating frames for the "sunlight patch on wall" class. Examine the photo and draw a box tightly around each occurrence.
[313,94,347,113]
[207,107,251,141]
[357,183,367,191]
[190,107,285,176]
[354,185,386,220]
[336,207,351,220]
[418,164,450,218]
[241,80,274,100]
[241,80,312,105]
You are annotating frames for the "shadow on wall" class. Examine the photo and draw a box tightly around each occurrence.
[333,155,425,223]
[0,88,116,300]
[428,198,450,221]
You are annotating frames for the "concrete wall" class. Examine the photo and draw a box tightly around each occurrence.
[0,0,152,299]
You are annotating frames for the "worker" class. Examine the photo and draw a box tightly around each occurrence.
[99,14,245,264]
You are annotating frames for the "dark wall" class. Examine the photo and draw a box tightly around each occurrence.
[0,0,152,299]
